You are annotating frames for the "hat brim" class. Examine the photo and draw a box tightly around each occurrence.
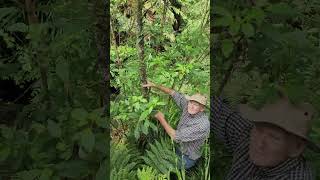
[238,104,306,137]
[238,104,320,153]
[185,95,207,106]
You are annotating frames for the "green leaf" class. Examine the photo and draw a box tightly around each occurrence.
[59,148,72,160]
[0,7,18,21]
[260,24,283,43]
[78,147,88,159]
[71,108,89,123]
[80,129,95,153]
[0,146,10,162]
[283,31,309,49]
[144,120,150,128]
[56,142,67,151]
[6,23,28,32]
[55,160,90,178]
[95,134,108,155]
[96,117,108,128]
[247,8,265,25]
[142,122,149,135]
[30,123,46,134]
[156,101,166,106]
[95,160,107,180]
[164,32,176,42]
[214,6,232,18]
[39,169,53,180]
[71,108,89,120]
[47,120,62,138]
[283,82,306,104]
[229,20,240,35]
[16,169,41,180]
[221,39,233,57]
[149,122,158,132]
[1,126,13,139]
[139,110,150,121]
[267,3,299,18]
[241,23,255,37]
[56,60,69,81]
[214,6,233,27]
[134,125,140,140]
[214,16,233,27]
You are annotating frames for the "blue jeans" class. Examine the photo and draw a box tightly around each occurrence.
[175,148,197,170]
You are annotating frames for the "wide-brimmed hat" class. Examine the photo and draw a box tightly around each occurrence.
[238,97,320,152]
[185,93,207,106]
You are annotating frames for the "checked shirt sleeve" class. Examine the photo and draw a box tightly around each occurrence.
[210,96,253,153]
[171,91,188,109]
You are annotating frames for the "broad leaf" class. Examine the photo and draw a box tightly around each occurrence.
[6,23,28,32]
[54,160,90,178]
[80,129,95,153]
[221,39,233,57]
[47,120,62,138]
[71,108,89,123]
[56,60,69,82]
[241,23,255,37]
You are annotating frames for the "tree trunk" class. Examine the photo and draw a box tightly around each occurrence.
[25,0,50,109]
[136,0,148,98]
[168,0,185,33]
[94,0,110,176]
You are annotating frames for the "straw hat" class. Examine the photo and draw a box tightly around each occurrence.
[238,97,320,152]
[185,93,207,106]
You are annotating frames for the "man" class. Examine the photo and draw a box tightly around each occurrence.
[212,95,318,179]
[142,81,210,170]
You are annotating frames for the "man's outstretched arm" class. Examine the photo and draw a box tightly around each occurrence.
[142,81,174,95]
[142,81,187,109]
[211,96,253,153]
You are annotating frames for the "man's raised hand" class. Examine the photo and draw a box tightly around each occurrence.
[142,81,173,95]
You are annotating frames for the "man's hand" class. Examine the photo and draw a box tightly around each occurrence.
[142,81,156,88]
[154,111,165,121]
[154,111,176,139]
[142,81,174,95]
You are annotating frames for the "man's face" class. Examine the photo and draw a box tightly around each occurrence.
[187,100,204,115]
[249,122,292,167]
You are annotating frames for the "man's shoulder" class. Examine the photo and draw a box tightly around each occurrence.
[172,90,185,97]
[287,157,314,179]
[201,112,209,120]
[194,113,210,129]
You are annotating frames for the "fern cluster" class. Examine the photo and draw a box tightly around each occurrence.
[110,142,141,180]
[142,138,178,174]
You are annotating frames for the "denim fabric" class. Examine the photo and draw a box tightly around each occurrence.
[175,148,197,170]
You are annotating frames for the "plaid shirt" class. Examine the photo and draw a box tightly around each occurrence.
[211,96,314,180]
[172,91,210,160]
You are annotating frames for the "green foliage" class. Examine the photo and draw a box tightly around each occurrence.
[142,138,177,174]
[0,0,108,179]
[110,143,140,180]
[110,0,210,179]
[137,166,167,180]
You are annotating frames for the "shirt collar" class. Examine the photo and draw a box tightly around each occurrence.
[188,111,204,118]
[257,156,302,177]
